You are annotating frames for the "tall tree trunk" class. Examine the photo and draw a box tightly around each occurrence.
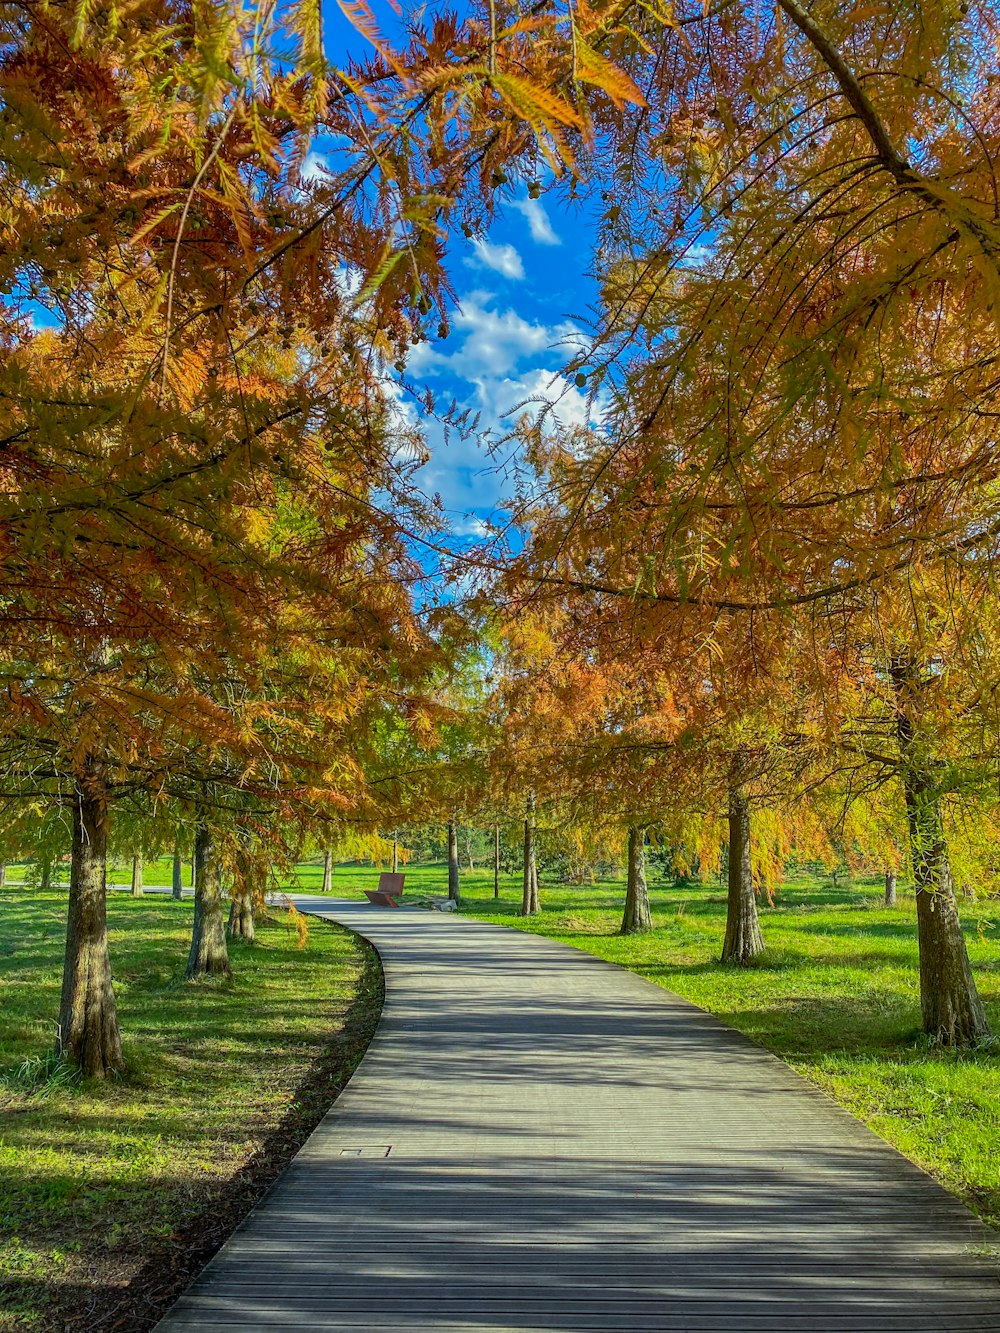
[186,823,231,980]
[190,852,196,887]
[884,869,897,908]
[721,785,764,964]
[40,857,52,892]
[447,821,460,900]
[130,851,143,898]
[58,771,123,1077]
[0,862,6,888]
[322,848,333,894]
[171,838,183,900]
[392,831,399,875]
[621,825,653,935]
[494,824,500,899]
[521,796,539,916]
[892,657,989,1047]
[227,892,255,942]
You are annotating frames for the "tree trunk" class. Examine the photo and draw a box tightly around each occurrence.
[0,863,6,889]
[494,824,500,899]
[130,852,143,897]
[186,823,231,980]
[892,657,988,1046]
[521,797,539,915]
[447,821,460,900]
[227,892,255,942]
[190,853,196,887]
[322,848,333,894]
[721,785,764,964]
[58,772,123,1077]
[171,839,183,900]
[884,869,897,907]
[40,858,52,892]
[621,825,653,935]
[392,832,399,875]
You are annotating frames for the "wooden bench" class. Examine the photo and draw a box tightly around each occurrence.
[364,872,406,907]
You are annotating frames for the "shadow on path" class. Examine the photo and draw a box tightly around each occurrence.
[156,899,1000,1332]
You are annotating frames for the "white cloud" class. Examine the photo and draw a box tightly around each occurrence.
[410,292,581,380]
[398,293,604,524]
[466,239,525,280]
[300,151,329,183]
[676,242,715,269]
[510,195,561,246]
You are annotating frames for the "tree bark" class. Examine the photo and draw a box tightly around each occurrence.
[227,892,255,942]
[447,821,460,900]
[721,785,764,964]
[521,796,539,915]
[884,869,897,907]
[0,863,6,889]
[322,848,333,894]
[392,831,399,875]
[621,825,653,935]
[186,823,231,980]
[892,657,989,1046]
[58,772,123,1077]
[494,824,500,899]
[172,839,183,900]
[40,857,52,892]
[130,851,143,897]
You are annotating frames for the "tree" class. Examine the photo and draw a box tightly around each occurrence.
[130,853,143,899]
[58,764,123,1077]
[890,655,989,1045]
[722,782,763,965]
[620,826,652,935]
[447,821,461,901]
[172,834,185,901]
[497,1,1000,1041]
[187,821,231,981]
[521,795,540,916]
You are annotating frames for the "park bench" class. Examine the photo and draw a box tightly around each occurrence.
[364,872,406,907]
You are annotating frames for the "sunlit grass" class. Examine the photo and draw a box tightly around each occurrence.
[315,858,1000,1229]
[0,886,377,1330]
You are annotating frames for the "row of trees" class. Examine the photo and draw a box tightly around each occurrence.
[7,0,1000,1072]
[0,0,665,1074]
[469,0,1000,1048]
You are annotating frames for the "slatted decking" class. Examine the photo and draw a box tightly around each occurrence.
[156,898,1000,1331]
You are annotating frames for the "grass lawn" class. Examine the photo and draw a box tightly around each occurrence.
[0,885,381,1332]
[304,857,1000,1230]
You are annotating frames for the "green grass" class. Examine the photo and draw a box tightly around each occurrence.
[307,858,1000,1230]
[4,853,998,1327]
[0,886,379,1330]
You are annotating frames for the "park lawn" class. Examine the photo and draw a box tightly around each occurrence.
[308,859,1000,1231]
[0,886,380,1332]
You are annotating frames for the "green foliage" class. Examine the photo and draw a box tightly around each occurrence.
[1,1051,81,1098]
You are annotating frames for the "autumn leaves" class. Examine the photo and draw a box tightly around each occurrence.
[487,2,1000,1046]
[3,0,999,1078]
[0,0,667,1074]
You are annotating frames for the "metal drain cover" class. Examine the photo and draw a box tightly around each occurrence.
[339,1146,392,1157]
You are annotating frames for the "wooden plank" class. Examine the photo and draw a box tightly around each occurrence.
[156,900,1000,1332]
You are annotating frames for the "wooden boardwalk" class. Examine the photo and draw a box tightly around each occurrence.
[156,899,1000,1331]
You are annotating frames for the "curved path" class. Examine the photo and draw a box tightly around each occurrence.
[157,899,1000,1331]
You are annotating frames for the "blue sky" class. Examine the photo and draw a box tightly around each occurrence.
[321,0,603,537]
